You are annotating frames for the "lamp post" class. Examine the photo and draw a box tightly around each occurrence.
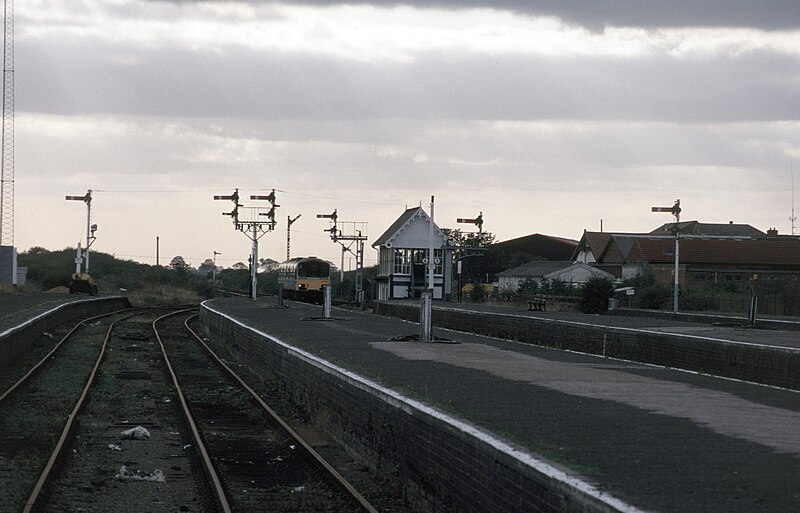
[652,199,681,313]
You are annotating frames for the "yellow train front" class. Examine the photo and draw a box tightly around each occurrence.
[277,257,331,303]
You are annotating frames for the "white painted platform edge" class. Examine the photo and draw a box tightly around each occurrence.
[202,301,647,513]
[0,297,116,340]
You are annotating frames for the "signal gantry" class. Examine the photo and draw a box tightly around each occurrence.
[214,188,279,300]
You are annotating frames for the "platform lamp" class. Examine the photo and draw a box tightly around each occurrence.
[652,199,682,313]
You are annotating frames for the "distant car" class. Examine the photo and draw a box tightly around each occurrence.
[68,273,98,296]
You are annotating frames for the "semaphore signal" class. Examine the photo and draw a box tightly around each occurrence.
[213,188,278,300]
[317,208,367,306]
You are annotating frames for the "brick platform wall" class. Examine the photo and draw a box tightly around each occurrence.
[608,307,800,332]
[201,305,632,513]
[374,302,800,391]
[0,296,131,369]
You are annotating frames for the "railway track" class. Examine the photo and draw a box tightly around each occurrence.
[155,310,379,513]
[0,309,144,512]
[0,307,389,513]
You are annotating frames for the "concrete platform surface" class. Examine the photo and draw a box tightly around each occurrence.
[205,297,800,513]
[0,293,101,335]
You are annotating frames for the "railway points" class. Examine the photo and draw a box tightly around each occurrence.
[201,297,800,513]
[0,297,405,513]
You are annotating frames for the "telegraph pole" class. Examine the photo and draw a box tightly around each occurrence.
[652,199,681,313]
[317,209,368,306]
[214,188,278,300]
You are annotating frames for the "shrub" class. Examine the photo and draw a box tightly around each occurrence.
[579,277,615,314]
[469,283,487,303]
[637,284,672,310]
[681,288,717,311]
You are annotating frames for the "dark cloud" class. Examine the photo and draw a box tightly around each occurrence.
[155,0,800,31]
[18,39,800,123]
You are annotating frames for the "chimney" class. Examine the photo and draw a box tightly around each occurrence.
[729,221,734,224]
[767,227,779,236]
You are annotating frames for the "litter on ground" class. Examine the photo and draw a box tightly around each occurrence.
[120,426,151,440]
[115,465,165,482]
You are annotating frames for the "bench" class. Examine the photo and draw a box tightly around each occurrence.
[527,297,546,311]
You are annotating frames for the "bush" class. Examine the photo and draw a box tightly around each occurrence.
[469,283,487,303]
[680,288,717,311]
[579,277,615,314]
[637,284,672,309]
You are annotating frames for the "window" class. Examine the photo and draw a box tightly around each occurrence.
[393,249,411,275]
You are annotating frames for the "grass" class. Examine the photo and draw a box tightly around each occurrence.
[125,284,202,306]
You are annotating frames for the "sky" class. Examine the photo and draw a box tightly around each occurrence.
[11,0,800,269]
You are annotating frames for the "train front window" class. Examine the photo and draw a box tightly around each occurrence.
[298,260,330,279]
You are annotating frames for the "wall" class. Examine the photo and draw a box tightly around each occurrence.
[374,302,800,391]
[0,296,131,368]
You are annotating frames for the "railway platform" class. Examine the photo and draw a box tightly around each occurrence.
[0,293,85,334]
[0,293,130,366]
[202,297,800,513]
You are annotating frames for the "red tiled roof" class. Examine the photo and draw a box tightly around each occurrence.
[634,238,800,266]
[584,232,613,255]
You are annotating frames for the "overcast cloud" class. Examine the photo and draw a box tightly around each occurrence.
[12,1,800,267]
[157,0,800,31]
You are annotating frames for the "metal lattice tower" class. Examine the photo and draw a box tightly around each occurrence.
[0,0,13,247]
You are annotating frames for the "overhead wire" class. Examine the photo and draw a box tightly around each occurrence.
[92,187,405,207]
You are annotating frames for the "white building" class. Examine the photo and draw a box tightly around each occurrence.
[496,261,616,293]
[373,206,453,301]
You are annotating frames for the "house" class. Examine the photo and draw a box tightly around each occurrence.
[459,233,578,285]
[629,237,800,288]
[373,206,453,301]
[576,228,800,288]
[496,261,615,293]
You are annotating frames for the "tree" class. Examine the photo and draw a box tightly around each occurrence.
[169,255,190,271]
[443,228,496,289]
[198,258,216,274]
[443,228,496,250]
[258,258,279,272]
[232,261,247,270]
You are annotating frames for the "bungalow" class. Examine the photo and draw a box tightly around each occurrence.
[497,261,615,293]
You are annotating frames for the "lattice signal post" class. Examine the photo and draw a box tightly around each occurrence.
[652,199,681,313]
[214,188,278,300]
[317,209,368,306]
[0,0,13,250]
